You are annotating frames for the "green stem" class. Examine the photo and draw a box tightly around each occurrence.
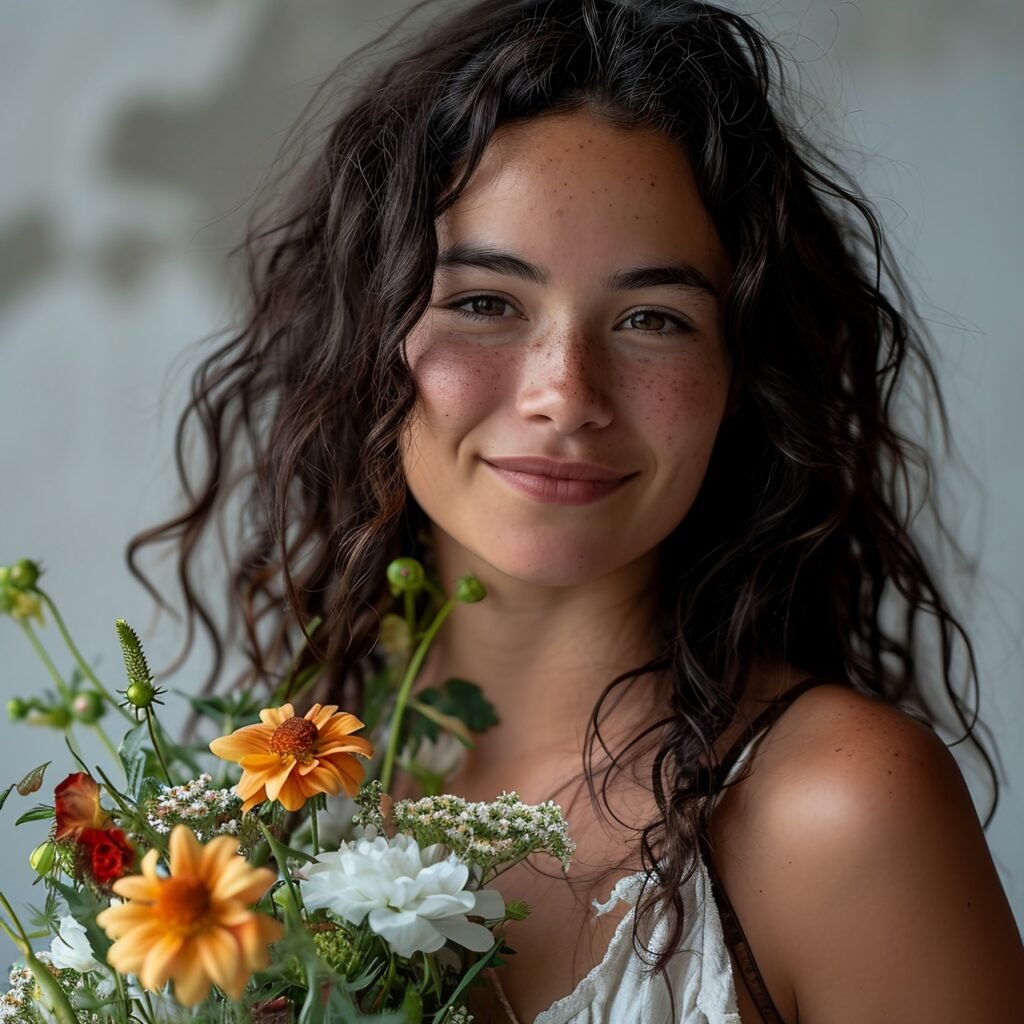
[35,587,134,722]
[0,891,77,1024]
[379,599,456,794]
[18,619,71,702]
[403,590,416,632]
[310,798,320,857]
[145,708,173,785]
[91,720,123,767]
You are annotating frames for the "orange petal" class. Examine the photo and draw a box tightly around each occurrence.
[273,775,309,812]
[234,916,284,968]
[139,931,186,992]
[240,791,265,813]
[198,836,242,886]
[169,825,202,877]
[258,705,293,727]
[194,926,243,996]
[170,951,213,1008]
[308,704,339,728]
[319,713,367,738]
[318,735,374,758]
[209,725,272,761]
[211,862,276,905]
[262,764,298,804]
[110,872,159,903]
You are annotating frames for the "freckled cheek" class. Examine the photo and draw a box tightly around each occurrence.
[407,335,513,427]
[616,357,730,440]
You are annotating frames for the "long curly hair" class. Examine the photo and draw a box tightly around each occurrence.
[128,0,999,979]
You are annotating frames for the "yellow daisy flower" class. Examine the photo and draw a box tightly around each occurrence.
[96,825,282,1007]
[209,703,373,813]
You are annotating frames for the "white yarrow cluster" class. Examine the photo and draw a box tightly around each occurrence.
[145,773,241,840]
[391,791,575,871]
[299,833,505,959]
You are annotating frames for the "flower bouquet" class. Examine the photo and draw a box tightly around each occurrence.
[0,557,574,1023]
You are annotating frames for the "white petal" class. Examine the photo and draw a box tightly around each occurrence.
[416,892,475,919]
[471,888,506,921]
[432,916,497,952]
[367,908,444,958]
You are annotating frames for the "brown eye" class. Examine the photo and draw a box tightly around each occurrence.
[627,310,668,331]
[447,294,515,319]
[619,308,695,335]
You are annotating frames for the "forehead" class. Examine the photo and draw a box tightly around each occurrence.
[436,108,731,292]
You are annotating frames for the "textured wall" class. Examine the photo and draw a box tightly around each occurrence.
[2,0,1021,943]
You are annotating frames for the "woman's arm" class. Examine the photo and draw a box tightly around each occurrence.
[760,696,1022,1022]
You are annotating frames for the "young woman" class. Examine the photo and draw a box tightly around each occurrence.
[130,1,1023,1020]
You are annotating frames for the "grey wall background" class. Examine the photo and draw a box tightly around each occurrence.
[1,0,1021,940]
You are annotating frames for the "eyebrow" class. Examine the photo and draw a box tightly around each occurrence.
[436,242,721,299]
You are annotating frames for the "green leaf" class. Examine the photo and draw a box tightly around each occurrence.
[14,804,55,826]
[407,698,474,747]
[16,762,51,795]
[430,937,504,1023]
[407,678,498,747]
[0,784,14,812]
[119,722,148,796]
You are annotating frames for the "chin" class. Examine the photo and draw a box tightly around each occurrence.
[467,534,624,589]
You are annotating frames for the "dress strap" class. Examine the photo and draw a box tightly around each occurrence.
[700,674,838,1024]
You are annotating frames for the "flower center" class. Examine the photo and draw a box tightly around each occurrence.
[270,717,319,758]
[155,876,211,933]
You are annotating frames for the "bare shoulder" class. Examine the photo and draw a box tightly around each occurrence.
[745,682,1024,1023]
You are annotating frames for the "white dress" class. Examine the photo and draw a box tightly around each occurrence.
[533,727,768,1024]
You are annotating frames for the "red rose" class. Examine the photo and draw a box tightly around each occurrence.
[54,772,110,840]
[78,827,135,884]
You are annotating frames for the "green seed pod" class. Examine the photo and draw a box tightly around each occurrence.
[0,587,14,615]
[9,559,41,590]
[29,841,56,876]
[386,557,425,595]
[454,574,486,604]
[504,899,531,921]
[7,697,29,721]
[71,691,105,725]
[125,680,157,709]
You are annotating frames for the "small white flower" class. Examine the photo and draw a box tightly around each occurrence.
[49,915,101,972]
[300,834,505,959]
[405,733,466,779]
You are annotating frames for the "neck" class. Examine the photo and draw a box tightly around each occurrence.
[414,526,667,783]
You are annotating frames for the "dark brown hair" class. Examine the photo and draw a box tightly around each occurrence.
[128,0,999,980]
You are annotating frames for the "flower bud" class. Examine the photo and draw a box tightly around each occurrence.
[9,559,41,590]
[454,574,486,604]
[386,557,425,596]
[8,591,44,624]
[125,680,157,709]
[29,841,56,876]
[504,900,531,921]
[7,697,29,721]
[44,705,72,730]
[71,691,105,725]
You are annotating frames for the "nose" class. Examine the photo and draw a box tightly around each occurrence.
[514,325,614,434]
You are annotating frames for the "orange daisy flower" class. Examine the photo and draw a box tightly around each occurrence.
[96,825,283,1007]
[208,703,373,813]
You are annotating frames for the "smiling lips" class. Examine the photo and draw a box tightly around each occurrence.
[483,456,633,506]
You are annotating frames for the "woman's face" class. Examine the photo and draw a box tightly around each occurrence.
[401,106,733,588]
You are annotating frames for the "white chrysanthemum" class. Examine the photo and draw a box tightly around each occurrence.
[48,915,101,973]
[299,834,505,958]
